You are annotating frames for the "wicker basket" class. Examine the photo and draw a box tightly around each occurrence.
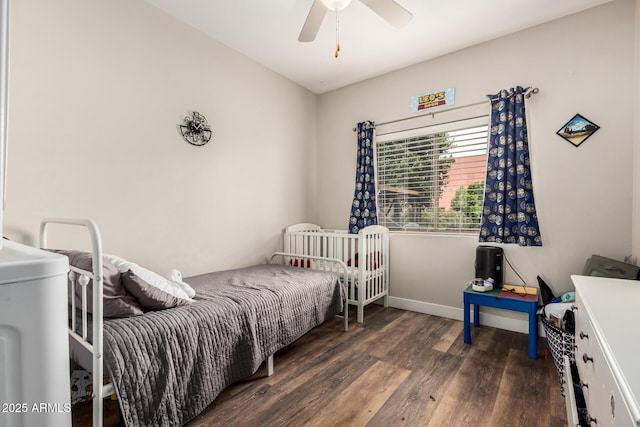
[541,315,575,396]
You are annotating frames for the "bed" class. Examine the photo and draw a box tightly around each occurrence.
[39,218,348,427]
[283,223,389,323]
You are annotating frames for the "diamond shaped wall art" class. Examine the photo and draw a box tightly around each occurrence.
[556,113,600,147]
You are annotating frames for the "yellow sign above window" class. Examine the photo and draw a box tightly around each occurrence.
[410,88,455,113]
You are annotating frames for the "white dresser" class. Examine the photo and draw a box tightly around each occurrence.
[567,275,640,426]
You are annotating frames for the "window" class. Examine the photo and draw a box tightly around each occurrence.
[376,116,489,233]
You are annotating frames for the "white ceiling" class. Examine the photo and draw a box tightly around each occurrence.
[145,0,613,94]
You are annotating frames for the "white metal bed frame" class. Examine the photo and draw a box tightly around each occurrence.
[39,218,349,427]
[40,218,113,427]
[284,223,390,323]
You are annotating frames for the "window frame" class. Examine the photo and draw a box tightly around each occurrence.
[375,114,490,234]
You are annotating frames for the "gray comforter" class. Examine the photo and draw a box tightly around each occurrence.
[102,264,345,426]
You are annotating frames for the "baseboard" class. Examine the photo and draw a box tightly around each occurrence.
[388,296,544,336]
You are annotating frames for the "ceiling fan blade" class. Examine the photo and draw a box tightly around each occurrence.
[298,0,328,42]
[360,0,412,28]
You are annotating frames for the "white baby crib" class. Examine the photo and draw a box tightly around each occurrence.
[284,223,389,323]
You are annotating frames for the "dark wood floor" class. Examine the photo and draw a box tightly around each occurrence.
[73,305,567,426]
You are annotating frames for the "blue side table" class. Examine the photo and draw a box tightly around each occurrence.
[463,285,539,359]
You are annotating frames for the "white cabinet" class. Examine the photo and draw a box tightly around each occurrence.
[0,240,70,427]
[570,275,640,426]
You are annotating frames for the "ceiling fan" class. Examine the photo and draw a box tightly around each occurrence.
[298,0,413,44]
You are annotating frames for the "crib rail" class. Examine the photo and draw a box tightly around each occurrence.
[283,224,389,323]
[269,251,349,332]
[284,228,358,265]
[40,218,113,427]
[357,225,389,307]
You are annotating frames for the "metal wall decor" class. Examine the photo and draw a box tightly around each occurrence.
[180,111,212,146]
[556,113,599,147]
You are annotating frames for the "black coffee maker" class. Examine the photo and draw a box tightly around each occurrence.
[475,246,504,289]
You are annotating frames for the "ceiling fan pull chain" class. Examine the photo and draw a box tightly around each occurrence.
[334,10,341,58]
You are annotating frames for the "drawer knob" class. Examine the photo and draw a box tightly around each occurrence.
[580,380,589,389]
[586,414,597,424]
[579,331,589,340]
[571,304,578,312]
[583,353,594,364]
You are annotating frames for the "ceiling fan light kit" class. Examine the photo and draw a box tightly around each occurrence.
[320,0,353,11]
[299,0,413,57]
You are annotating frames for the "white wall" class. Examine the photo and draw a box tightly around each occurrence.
[3,0,317,276]
[317,0,636,326]
[3,0,636,331]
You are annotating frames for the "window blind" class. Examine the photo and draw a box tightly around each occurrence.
[376,116,489,232]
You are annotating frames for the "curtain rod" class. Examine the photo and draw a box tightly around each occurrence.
[352,87,539,131]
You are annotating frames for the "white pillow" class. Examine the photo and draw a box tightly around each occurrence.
[165,269,196,298]
[104,254,195,300]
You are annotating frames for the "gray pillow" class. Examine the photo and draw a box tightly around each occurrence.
[47,249,143,318]
[121,269,193,311]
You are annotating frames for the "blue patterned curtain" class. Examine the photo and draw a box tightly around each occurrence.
[479,86,542,246]
[348,121,377,234]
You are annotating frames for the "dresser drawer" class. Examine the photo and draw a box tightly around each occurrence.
[576,318,636,426]
[574,315,595,406]
[563,355,580,427]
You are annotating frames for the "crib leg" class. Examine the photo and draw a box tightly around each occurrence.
[357,306,364,323]
[266,355,274,376]
[383,295,389,308]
